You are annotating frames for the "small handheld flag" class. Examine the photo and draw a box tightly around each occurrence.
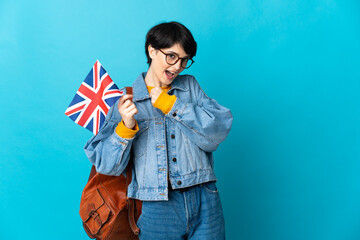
[65,60,126,135]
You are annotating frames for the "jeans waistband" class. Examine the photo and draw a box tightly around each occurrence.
[168,180,201,192]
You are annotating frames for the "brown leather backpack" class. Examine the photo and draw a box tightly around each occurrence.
[79,159,142,240]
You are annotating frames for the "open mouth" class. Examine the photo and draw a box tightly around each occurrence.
[165,70,176,79]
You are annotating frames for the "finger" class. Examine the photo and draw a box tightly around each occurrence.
[123,107,137,118]
[122,99,133,108]
[151,87,162,94]
[129,102,137,109]
[119,94,132,103]
[125,104,137,112]
[150,90,160,100]
[129,107,138,115]
[119,94,133,105]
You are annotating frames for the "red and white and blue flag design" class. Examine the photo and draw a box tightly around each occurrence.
[65,60,125,135]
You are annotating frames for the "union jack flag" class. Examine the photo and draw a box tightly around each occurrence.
[65,60,125,135]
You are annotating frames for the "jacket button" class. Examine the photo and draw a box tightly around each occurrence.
[172,158,177,162]
[177,181,182,185]
[173,112,177,117]
[171,134,175,139]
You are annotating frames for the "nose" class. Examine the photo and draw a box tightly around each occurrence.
[173,60,182,71]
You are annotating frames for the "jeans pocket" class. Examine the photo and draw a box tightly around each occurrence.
[202,181,218,193]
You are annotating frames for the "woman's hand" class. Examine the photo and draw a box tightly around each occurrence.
[149,87,163,105]
[117,94,138,129]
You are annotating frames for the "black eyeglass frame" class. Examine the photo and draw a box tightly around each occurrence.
[158,49,195,69]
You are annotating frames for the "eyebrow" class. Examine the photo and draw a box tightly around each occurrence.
[165,51,190,59]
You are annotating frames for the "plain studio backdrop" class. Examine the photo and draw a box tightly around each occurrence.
[0,0,359,239]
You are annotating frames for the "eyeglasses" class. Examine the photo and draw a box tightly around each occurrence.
[158,49,194,69]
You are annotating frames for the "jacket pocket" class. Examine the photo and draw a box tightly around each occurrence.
[182,132,202,171]
[132,120,149,158]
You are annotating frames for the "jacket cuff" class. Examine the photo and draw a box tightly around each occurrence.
[115,119,139,139]
[153,90,177,115]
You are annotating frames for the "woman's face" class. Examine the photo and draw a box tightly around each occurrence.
[147,43,189,87]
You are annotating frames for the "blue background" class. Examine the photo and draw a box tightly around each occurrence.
[1,0,359,239]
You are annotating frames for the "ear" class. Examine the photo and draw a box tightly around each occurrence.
[148,45,158,59]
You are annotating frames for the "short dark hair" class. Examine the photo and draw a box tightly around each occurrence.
[145,21,197,66]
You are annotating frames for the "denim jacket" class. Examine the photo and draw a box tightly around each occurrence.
[84,72,233,200]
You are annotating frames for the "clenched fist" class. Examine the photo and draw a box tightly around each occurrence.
[117,94,138,129]
[149,87,163,105]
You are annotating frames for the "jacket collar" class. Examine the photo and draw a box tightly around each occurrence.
[132,72,188,102]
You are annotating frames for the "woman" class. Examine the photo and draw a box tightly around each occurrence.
[84,21,233,239]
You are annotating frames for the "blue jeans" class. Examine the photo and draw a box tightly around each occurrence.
[136,181,225,240]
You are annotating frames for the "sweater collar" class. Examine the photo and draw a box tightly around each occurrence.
[132,72,188,102]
